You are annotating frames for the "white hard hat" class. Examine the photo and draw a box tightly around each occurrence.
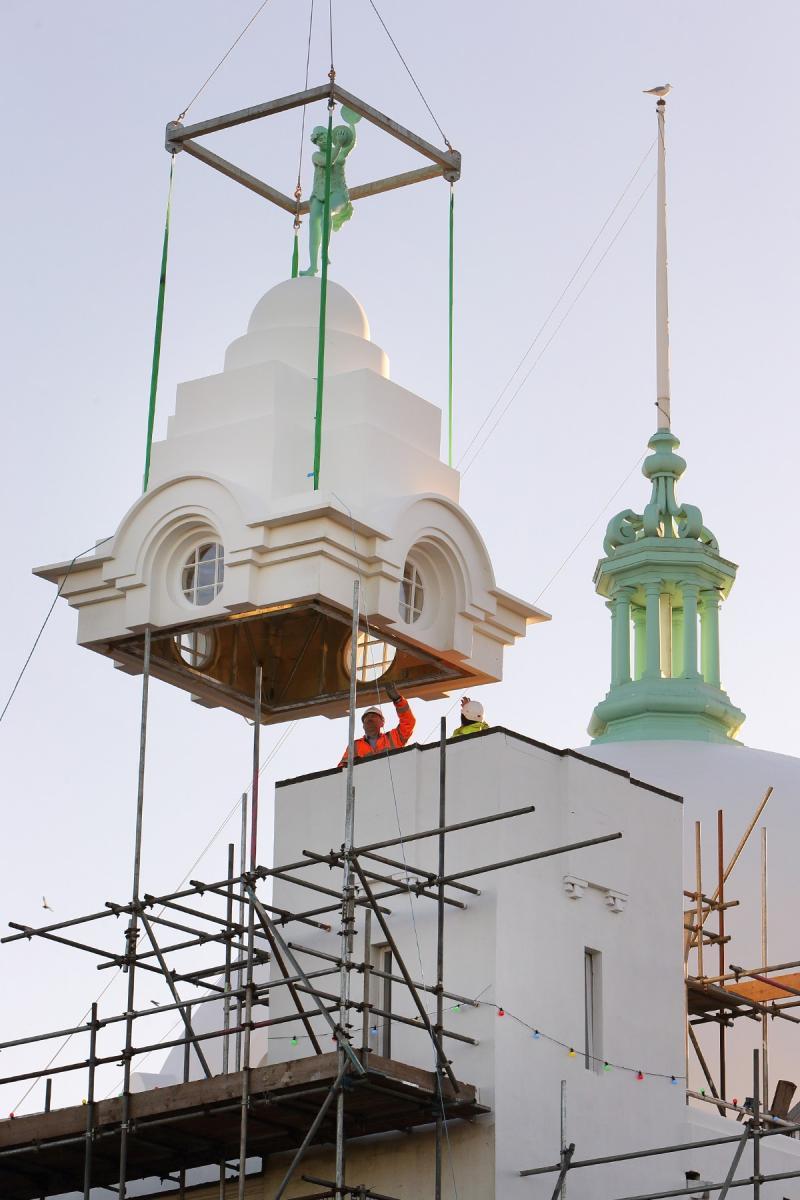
[461,700,484,722]
[362,706,384,722]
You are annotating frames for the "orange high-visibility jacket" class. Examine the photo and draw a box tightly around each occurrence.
[338,696,416,767]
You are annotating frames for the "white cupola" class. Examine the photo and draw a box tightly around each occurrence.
[36,277,548,722]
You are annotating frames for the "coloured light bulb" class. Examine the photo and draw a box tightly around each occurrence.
[497,1007,505,1017]
[636,1070,644,1081]
[568,1048,576,1058]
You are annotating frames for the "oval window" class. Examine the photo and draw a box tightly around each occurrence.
[182,542,225,606]
[399,559,424,624]
[175,629,216,670]
[343,631,397,683]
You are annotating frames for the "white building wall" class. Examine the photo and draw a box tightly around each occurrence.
[159,731,800,1198]
[587,739,800,1112]
[263,730,688,1198]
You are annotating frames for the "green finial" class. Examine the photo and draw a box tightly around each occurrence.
[300,106,361,277]
[604,430,717,555]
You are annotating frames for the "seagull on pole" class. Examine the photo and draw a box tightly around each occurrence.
[643,84,672,98]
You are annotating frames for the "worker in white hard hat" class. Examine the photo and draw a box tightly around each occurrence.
[338,682,416,767]
[453,696,489,738]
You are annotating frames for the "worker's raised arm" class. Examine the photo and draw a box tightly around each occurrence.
[385,683,415,749]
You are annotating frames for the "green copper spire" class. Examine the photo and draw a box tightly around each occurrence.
[589,93,744,744]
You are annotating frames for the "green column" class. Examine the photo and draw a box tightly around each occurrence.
[632,605,646,680]
[644,581,662,679]
[610,587,634,686]
[681,581,700,678]
[700,589,721,688]
[659,592,673,677]
[671,606,684,679]
[606,600,615,683]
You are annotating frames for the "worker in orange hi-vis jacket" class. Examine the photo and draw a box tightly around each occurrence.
[338,682,416,767]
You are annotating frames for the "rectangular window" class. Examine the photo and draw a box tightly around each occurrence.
[371,945,393,1058]
[381,947,393,1058]
[584,948,602,1071]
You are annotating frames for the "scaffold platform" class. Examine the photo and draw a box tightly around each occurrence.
[0,1052,486,1200]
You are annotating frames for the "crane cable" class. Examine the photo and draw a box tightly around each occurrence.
[291,0,316,278]
[175,0,274,124]
[458,141,656,475]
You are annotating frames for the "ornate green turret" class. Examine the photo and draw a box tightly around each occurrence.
[589,93,744,744]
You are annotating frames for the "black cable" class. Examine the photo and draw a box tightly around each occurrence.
[295,0,316,192]
[457,141,656,470]
[532,454,646,606]
[329,0,334,75]
[176,0,273,122]
[0,536,112,728]
[460,171,656,477]
[365,0,452,149]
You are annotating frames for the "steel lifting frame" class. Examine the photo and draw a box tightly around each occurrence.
[164,82,461,216]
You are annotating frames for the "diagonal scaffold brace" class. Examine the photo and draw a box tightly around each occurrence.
[349,855,459,1094]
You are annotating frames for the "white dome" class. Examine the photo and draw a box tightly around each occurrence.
[247,277,370,339]
[224,277,388,378]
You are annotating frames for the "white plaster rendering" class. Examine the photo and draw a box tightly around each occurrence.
[585,737,800,1112]
[249,732,686,1198]
[99,730,800,1200]
[34,277,547,721]
[157,731,800,1198]
[250,735,800,1198]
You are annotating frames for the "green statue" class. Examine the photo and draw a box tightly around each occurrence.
[300,106,361,277]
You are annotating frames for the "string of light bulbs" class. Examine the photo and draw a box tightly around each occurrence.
[264,996,685,1086]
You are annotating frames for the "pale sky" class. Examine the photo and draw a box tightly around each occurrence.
[2,1,799,1116]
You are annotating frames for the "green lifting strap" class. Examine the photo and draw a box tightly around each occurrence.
[448,184,455,467]
[291,229,300,279]
[142,155,175,493]
[312,108,334,490]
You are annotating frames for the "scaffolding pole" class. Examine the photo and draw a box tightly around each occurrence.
[81,1003,97,1200]
[434,716,447,1200]
[118,624,151,1200]
[237,792,248,1073]
[761,826,769,1108]
[223,842,235,1076]
[237,664,262,1200]
[336,579,360,1200]
[717,808,726,1106]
